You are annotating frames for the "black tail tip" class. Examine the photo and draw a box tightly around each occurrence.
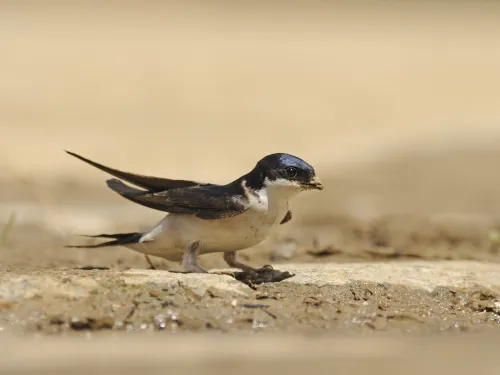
[64,244,100,249]
[65,150,78,157]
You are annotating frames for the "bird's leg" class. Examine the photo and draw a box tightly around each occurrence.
[144,254,156,270]
[223,251,258,272]
[222,251,294,285]
[181,241,208,273]
[144,255,156,270]
[213,251,257,278]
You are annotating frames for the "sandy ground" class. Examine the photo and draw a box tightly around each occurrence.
[2,0,500,372]
[3,262,500,336]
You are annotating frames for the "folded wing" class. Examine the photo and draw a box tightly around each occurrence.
[107,179,248,220]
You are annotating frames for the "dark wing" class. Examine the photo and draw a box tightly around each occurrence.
[66,151,206,192]
[106,179,248,220]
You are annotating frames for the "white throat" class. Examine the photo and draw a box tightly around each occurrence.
[263,178,302,203]
[242,178,301,215]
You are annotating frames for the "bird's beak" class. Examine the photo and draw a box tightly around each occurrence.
[306,176,323,190]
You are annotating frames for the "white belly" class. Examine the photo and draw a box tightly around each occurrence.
[147,205,286,259]
[186,206,287,252]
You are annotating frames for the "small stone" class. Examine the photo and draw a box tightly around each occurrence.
[48,315,65,325]
[70,317,90,331]
[0,300,18,310]
[90,317,114,330]
[153,315,167,330]
[69,316,114,331]
[149,290,162,298]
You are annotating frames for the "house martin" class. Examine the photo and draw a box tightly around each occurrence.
[65,151,323,282]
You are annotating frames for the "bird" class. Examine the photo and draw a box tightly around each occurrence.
[65,151,323,276]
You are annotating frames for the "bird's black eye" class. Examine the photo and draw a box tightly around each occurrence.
[284,167,298,178]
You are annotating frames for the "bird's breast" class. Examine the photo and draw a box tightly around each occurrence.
[155,201,287,253]
[200,205,287,252]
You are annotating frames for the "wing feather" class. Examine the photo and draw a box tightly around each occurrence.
[107,179,247,219]
[66,151,205,192]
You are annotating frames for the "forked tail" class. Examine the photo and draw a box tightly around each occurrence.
[65,232,142,249]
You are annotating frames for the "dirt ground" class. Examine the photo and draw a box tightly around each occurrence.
[1,212,500,337]
[2,2,500,370]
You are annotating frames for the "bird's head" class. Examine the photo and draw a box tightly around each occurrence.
[251,153,323,192]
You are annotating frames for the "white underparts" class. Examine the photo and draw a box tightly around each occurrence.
[125,177,304,263]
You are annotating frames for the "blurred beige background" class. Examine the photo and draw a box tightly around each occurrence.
[3,3,500,360]
[2,0,500,223]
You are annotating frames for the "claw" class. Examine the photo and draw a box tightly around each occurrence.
[259,264,274,271]
[211,271,236,278]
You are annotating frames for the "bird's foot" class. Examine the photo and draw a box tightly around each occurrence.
[183,264,209,273]
[211,270,236,278]
[221,252,294,285]
[232,264,295,286]
[181,241,208,273]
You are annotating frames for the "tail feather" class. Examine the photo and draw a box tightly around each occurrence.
[79,232,141,239]
[66,232,142,249]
